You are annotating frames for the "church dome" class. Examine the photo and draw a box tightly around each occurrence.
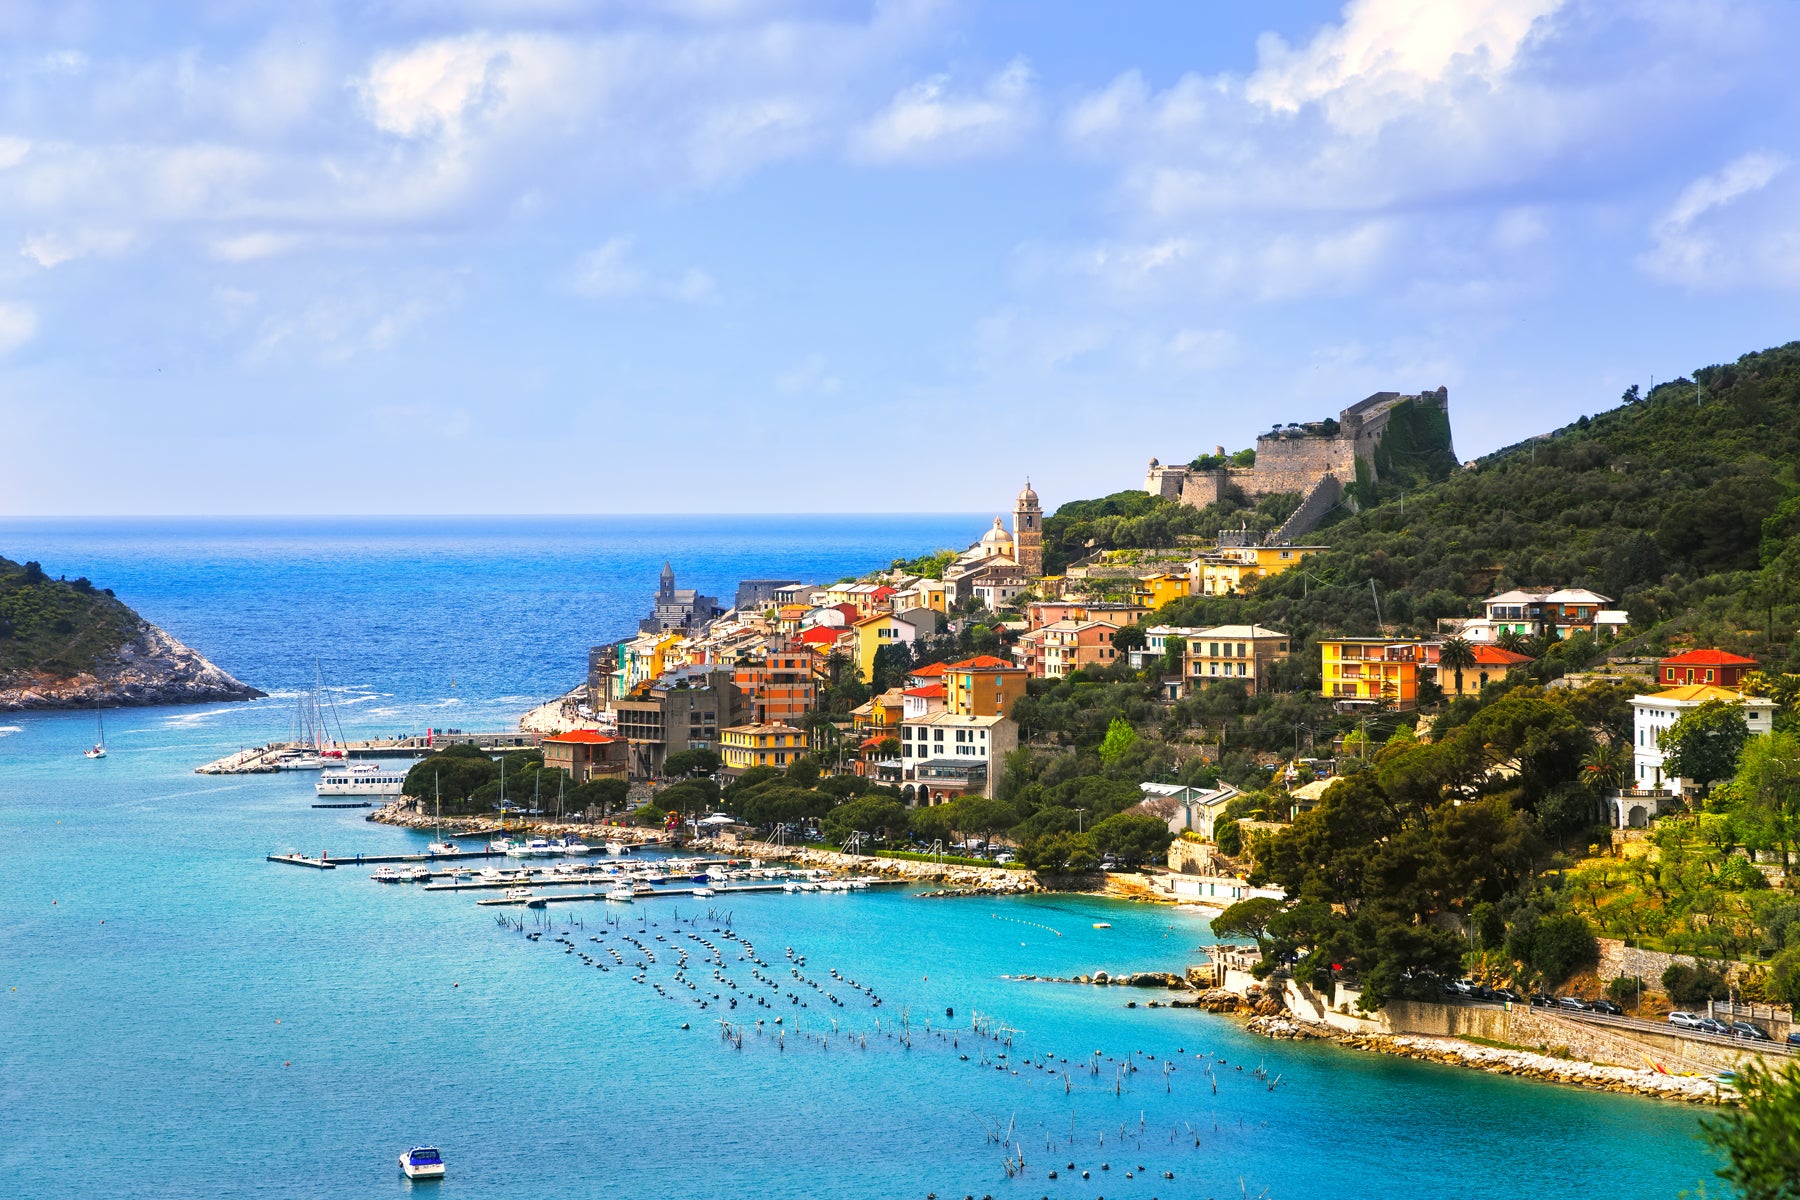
[1016,481,1039,508]
[980,517,1015,552]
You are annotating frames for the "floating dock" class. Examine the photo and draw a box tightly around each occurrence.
[475,880,904,906]
[198,731,542,775]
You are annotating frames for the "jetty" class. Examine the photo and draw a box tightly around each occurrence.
[197,730,541,775]
[475,879,905,906]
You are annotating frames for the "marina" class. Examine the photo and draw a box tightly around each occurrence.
[266,844,658,869]
[196,730,542,775]
[474,879,904,905]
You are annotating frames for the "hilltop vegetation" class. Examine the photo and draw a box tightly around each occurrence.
[1139,341,1800,672]
[0,557,139,677]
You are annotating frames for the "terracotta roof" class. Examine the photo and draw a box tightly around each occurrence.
[945,655,1018,670]
[798,626,848,644]
[542,730,618,744]
[1661,649,1758,666]
[1469,646,1534,666]
[903,684,947,698]
[909,662,948,677]
[1645,684,1755,703]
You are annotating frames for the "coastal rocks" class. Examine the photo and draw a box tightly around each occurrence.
[698,839,1044,894]
[0,621,262,711]
[1198,988,1254,1013]
[1246,1014,1321,1040]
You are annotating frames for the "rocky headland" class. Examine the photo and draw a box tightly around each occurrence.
[0,620,263,711]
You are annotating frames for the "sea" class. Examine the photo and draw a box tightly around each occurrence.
[0,517,1719,1199]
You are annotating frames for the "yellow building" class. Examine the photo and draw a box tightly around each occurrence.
[1319,638,1422,709]
[893,578,949,614]
[1133,573,1192,609]
[942,656,1028,718]
[853,612,913,680]
[1195,545,1325,597]
[720,723,808,774]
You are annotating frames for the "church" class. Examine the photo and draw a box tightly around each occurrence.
[943,483,1043,605]
[639,562,721,633]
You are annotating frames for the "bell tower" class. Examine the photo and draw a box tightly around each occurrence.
[1013,481,1043,577]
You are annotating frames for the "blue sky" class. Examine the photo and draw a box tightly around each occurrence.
[3,0,1799,516]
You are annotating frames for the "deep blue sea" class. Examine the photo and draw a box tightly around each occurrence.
[0,518,1718,1199]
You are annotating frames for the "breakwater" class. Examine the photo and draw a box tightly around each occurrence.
[697,838,1044,894]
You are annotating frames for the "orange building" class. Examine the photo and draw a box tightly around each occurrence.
[1319,638,1423,709]
[732,645,816,725]
[942,655,1027,717]
[541,729,629,783]
[1658,649,1757,688]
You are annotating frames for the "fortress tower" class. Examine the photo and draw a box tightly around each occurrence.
[1013,481,1043,577]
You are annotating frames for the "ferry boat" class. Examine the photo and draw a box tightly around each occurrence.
[400,865,431,882]
[316,763,407,797]
[398,1147,445,1180]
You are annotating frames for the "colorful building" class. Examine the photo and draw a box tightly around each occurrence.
[1193,545,1324,597]
[540,729,629,783]
[1627,685,1777,814]
[1440,644,1533,697]
[720,723,809,775]
[898,712,1019,802]
[732,646,817,725]
[1025,600,1151,631]
[941,655,1028,717]
[1319,638,1423,709]
[1181,625,1291,696]
[1016,619,1122,679]
[1657,649,1757,689]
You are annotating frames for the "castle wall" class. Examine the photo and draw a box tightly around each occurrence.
[1245,435,1359,497]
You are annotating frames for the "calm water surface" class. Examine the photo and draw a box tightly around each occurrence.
[0,519,1718,1198]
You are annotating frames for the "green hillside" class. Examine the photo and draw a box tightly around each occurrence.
[1143,340,1800,669]
[0,556,141,678]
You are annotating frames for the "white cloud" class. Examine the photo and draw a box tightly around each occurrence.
[569,237,715,301]
[0,137,30,170]
[775,352,840,395]
[0,303,39,355]
[248,291,439,366]
[849,59,1036,164]
[19,227,133,267]
[1640,152,1800,288]
[1159,327,1240,373]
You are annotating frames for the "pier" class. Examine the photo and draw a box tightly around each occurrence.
[198,730,542,775]
[475,879,905,906]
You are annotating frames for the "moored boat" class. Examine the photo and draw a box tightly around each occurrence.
[399,1147,445,1179]
[605,886,634,903]
[372,866,401,883]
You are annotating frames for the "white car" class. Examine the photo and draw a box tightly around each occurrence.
[1667,1011,1704,1029]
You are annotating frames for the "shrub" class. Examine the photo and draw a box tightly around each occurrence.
[1767,946,1800,1007]
[1606,975,1646,1010]
[1662,961,1730,1007]
[632,803,668,828]
[1214,820,1242,857]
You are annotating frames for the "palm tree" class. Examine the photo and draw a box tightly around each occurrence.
[1495,628,1529,654]
[1439,636,1476,698]
[1581,742,1626,793]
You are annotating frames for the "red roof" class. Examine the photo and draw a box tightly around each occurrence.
[543,730,618,744]
[1470,646,1534,666]
[903,684,947,698]
[946,655,1017,670]
[871,585,897,598]
[910,662,948,677]
[1661,649,1758,666]
[799,626,848,645]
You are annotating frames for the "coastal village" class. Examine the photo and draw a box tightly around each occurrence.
[363,380,1800,1102]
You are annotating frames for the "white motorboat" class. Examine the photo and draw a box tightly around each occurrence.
[372,867,401,883]
[479,866,504,881]
[605,886,634,903]
[317,762,408,797]
[693,886,716,897]
[606,842,630,856]
[526,838,556,856]
[630,882,654,897]
[503,840,533,858]
[399,1147,445,1180]
[427,841,458,856]
[559,838,590,855]
[400,866,431,882]
[503,886,534,902]
[782,881,800,893]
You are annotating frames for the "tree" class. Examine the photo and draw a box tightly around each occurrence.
[1700,1056,1800,1200]
[1111,625,1147,655]
[1018,830,1097,871]
[1579,742,1626,794]
[1767,946,1800,1007]
[1211,896,1283,951]
[1661,700,1751,792]
[1098,716,1138,765]
[662,748,720,777]
[1496,629,1529,655]
[1662,961,1730,1006]
[944,795,1017,847]
[1730,732,1800,869]
[823,796,910,845]
[568,775,630,817]
[1090,812,1173,865]
[1517,914,1598,986]
[632,802,668,827]
[785,756,821,788]
[1439,636,1475,697]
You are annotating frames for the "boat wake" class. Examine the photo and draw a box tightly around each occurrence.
[0,725,21,736]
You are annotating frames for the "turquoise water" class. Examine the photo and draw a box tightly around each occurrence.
[0,520,1719,1197]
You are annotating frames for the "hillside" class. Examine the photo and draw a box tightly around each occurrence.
[1129,340,1800,670]
[0,556,262,710]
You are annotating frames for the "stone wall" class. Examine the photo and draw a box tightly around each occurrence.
[1247,434,1360,497]
[1596,938,1696,986]
[1167,838,1216,875]
[1266,475,1343,543]
[1177,469,1231,507]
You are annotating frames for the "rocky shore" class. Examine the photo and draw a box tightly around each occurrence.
[367,799,673,847]
[695,838,1045,893]
[0,621,262,711]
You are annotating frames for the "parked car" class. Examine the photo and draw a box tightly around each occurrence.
[1449,979,1478,996]
[1585,998,1623,1015]
[1731,1021,1772,1041]
[1668,1011,1704,1029]
[1531,993,1555,1008]
[1491,987,1521,1003]
[1697,1017,1731,1036]
[1786,1030,1800,1046]
[1555,996,1588,1011]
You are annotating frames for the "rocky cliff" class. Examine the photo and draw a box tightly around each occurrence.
[0,619,262,711]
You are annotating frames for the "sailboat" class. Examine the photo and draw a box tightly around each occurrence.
[427,773,457,856]
[83,711,107,759]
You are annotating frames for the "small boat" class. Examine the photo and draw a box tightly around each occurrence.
[427,841,458,856]
[606,842,631,856]
[399,1146,445,1180]
[400,866,431,882]
[479,866,503,881]
[526,838,556,857]
[782,881,799,893]
[504,840,534,858]
[489,837,520,854]
[631,882,654,897]
[503,886,533,902]
[559,839,590,855]
[605,886,634,903]
[1092,922,1112,929]
[84,711,107,759]
[693,886,716,897]
[372,867,401,883]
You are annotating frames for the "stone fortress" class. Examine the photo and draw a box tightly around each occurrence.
[1145,387,1453,542]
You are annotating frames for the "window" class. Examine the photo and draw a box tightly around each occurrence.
[1705,670,1715,682]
